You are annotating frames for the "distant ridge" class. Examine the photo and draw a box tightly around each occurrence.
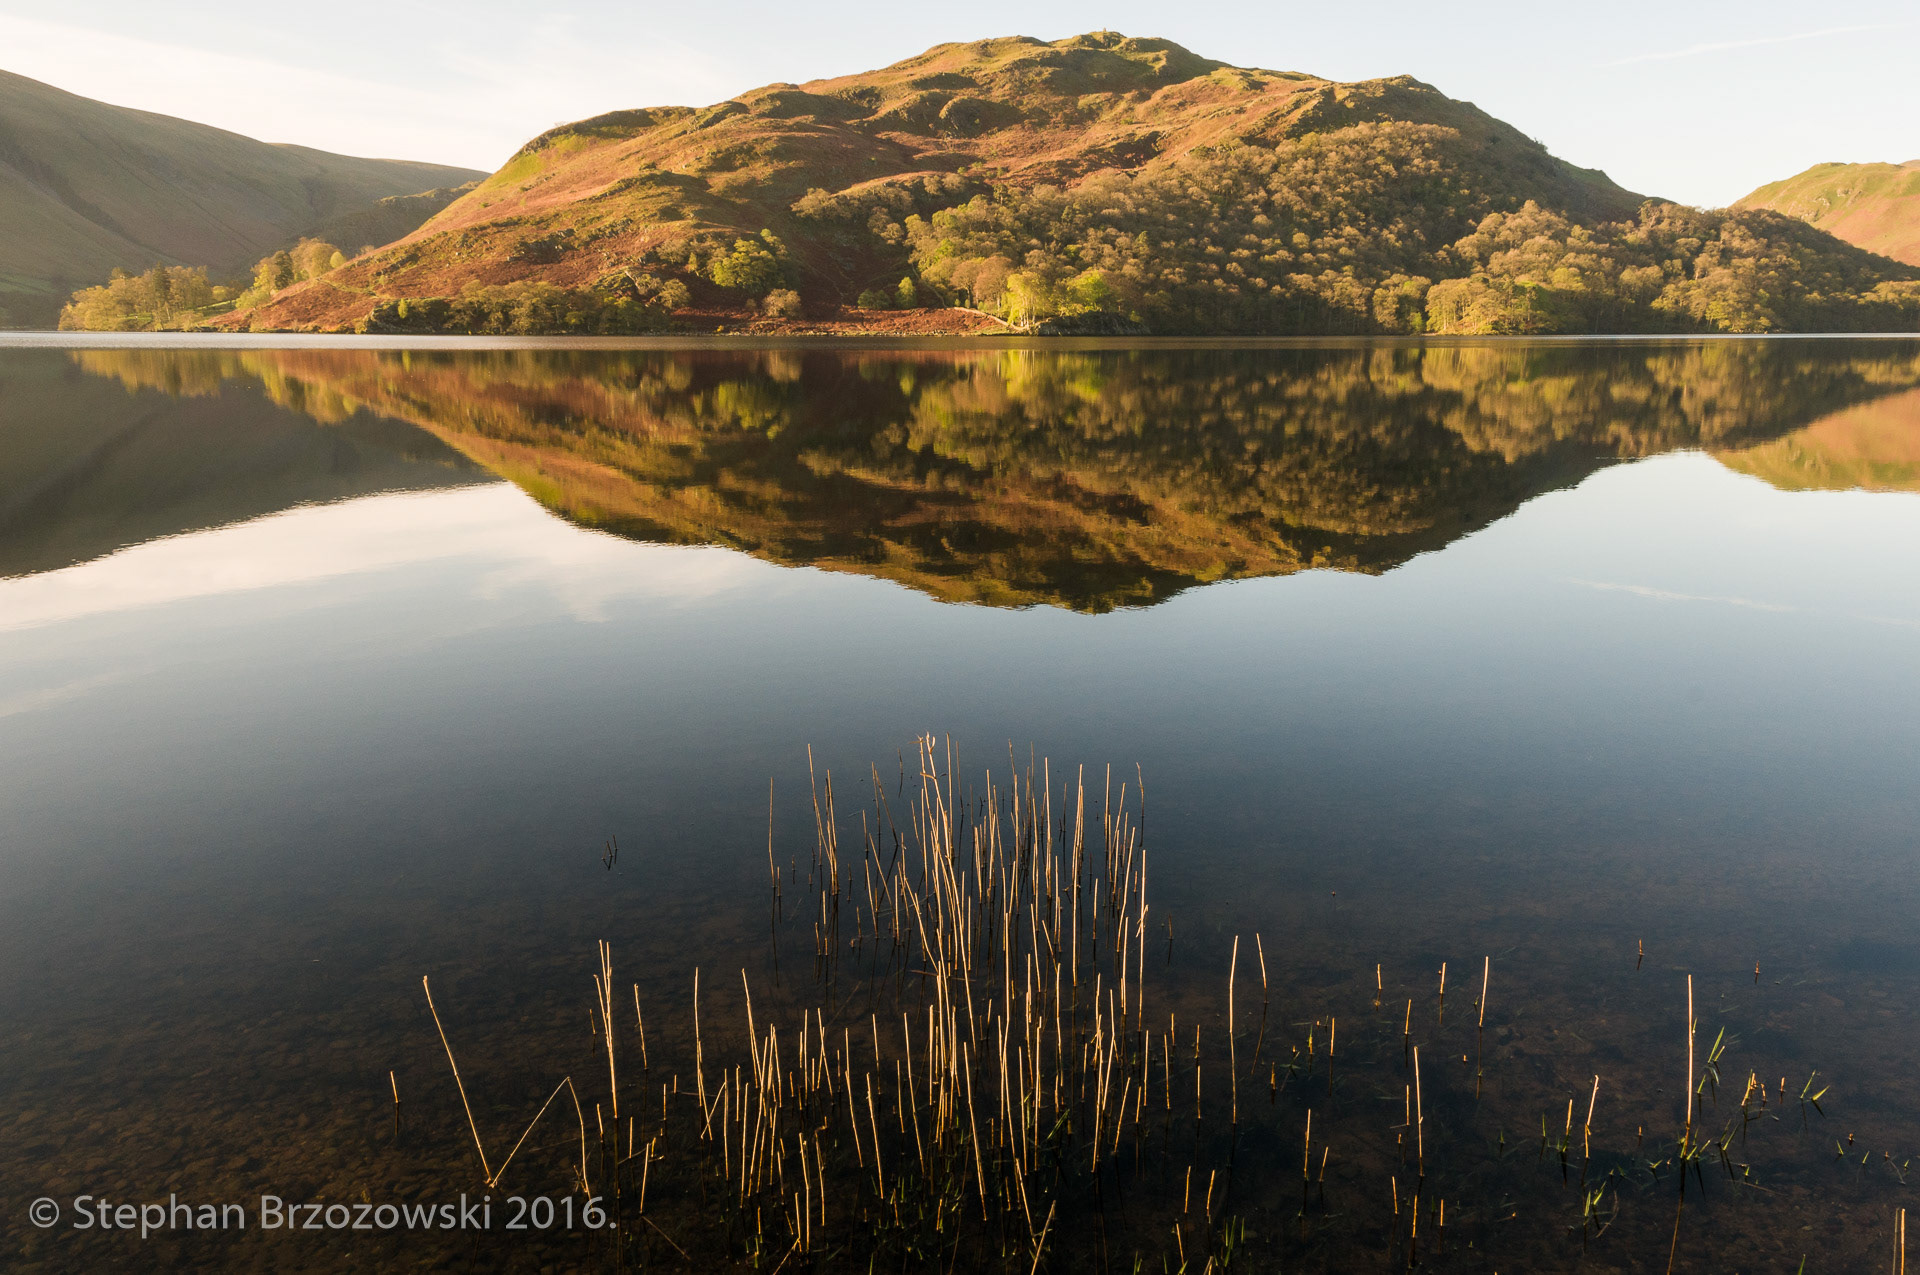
[1736,160,1920,266]
[0,69,485,325]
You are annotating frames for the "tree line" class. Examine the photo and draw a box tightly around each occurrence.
[58,239,352,331]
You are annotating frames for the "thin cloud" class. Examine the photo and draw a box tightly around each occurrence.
[1569,578,1796,613]
[0,670,131,720]
[0,13,736,171]
[1569,577,1920,632]
[1611,21,1917,65]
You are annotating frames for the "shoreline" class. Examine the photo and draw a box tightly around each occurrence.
[6,329,1920,351]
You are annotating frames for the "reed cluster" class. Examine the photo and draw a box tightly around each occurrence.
[414,738,1881,1271]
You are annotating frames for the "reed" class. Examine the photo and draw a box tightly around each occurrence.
[1228,936,1239,1127]
[1685,975,1695,1145]
[421,975,493,1185]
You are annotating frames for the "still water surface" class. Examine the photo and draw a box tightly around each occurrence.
[2,339,1918,1269]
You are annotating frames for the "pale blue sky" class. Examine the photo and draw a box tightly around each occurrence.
[1,0,1914,207]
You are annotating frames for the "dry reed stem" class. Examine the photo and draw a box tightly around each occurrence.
[1413,1046,1425,1177]
[1229,935,1239,1126]
[1685,975,1695,1142]
[421,976,493,1184]
[1584,1074,1600,1160]
[1029,1200,1057,1274]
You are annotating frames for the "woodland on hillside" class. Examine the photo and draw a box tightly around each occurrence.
[893,137,1920,334]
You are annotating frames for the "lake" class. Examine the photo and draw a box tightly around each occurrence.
[2,336,1917,1271]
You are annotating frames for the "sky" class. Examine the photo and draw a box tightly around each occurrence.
[1,0,1915,207]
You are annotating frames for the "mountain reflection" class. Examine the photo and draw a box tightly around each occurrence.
[0,350,485,579]
[48,341,1920,610]
[1714,385,1920,493]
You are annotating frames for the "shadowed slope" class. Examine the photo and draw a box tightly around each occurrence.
[0,350,487,576]
[0,69,484,326]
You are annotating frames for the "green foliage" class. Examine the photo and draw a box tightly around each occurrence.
[1431,202,1920,334]
[222,237,350,313]
[706,233,787,296]
[855,288,893,310]
[59,265,221,331]
[892,127,1920,334]
[360,281,674,335]
[907,125,1499,332]
[792,174,974,225]
[895,276,918,308]
[290,238,341,281]
[621,270,693,311]
[0,66,481,318]
[255,251,296,295]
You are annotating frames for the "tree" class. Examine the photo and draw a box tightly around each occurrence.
[255,250,296,294]
[144,266,174,323]
[289,238,343,281]
[707,238,782,295]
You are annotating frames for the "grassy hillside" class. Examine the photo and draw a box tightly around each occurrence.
[0,69,484,326]
[1737,160,1920,265]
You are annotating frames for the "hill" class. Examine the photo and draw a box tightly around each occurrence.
[232,32,1920,337]
[302,183,481,258]
[0,68,485,326]
[235,32,1632,334]
[1736,161,1920,266]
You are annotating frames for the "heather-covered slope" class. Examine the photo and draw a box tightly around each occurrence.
[0,69,484,326]
[1737,161,1920,266]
